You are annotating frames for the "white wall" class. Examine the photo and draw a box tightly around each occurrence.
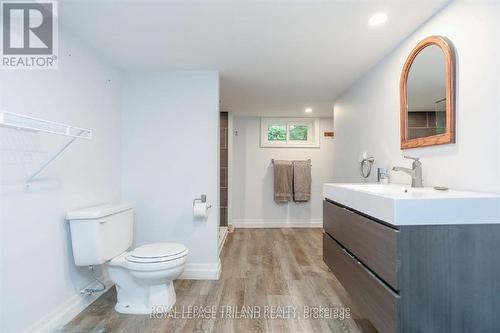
[232,117,334,227]
[120,71,220,279]
[0,30,121,332]
[333,0,500,193]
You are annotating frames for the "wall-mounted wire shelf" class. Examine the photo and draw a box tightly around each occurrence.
[0,111,92,139]
[0,111,93,185]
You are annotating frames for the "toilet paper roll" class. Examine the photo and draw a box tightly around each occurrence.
[193,202,209,218]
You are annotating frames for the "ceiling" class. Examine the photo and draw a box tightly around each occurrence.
[59,0,450,117]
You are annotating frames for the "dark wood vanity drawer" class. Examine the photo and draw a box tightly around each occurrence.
[323,233,398,333]
[323,199,399,290]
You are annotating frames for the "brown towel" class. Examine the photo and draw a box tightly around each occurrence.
[293,160,311,202]
[273,160,293,203]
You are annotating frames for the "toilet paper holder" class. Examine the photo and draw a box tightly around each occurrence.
[193,194,212,208]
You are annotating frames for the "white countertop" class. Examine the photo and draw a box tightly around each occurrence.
[323,183,500,226]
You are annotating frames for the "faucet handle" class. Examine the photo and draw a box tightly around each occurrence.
[403,155,420,161]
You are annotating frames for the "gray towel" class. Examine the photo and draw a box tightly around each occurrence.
[293,160,311,202]
[273,160,293,203]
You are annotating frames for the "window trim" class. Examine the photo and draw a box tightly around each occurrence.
[260,117,320,148]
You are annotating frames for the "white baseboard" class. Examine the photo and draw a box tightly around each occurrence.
[22,260,222,333]
[22,260,221,333]
[23,277,114,333]
[179,260,221,280]
[232,218,323,229]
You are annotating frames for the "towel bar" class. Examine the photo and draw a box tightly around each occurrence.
[271,159,312,166]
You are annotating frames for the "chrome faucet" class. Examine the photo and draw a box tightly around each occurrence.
[392,156,423,188]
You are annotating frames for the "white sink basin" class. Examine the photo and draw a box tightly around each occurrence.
[323,183,500,226]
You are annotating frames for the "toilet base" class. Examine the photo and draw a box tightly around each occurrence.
[107,250,187,315]
[114,280,176,315]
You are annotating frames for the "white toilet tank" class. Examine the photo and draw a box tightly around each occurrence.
[66,204,134,266]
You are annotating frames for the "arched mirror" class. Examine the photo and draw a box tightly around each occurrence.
[400,36,455,149]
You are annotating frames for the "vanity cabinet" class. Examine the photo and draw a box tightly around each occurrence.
[323,199,500,333]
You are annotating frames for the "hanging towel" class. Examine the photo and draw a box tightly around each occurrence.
[293,160,311,202]
[273,160,293,203]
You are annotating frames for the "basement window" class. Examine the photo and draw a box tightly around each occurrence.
[260,118,320,148]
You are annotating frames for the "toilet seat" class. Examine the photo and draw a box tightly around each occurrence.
[126,243,188,264]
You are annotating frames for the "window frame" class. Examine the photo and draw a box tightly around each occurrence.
[260,117,320,148]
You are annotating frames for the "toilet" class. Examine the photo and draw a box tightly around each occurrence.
[66,204,188,315]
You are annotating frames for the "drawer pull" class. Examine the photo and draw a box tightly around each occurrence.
[342,207,353,214]
[343,248,356,260]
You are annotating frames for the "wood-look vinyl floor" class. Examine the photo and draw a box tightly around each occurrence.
[61,229,378,333]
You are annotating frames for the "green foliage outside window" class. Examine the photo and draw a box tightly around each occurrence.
[289,125,308,141]
[268,125,286,141]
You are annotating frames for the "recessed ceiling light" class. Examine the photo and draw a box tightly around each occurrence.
[368,13,388,27]
[305,108,313,113]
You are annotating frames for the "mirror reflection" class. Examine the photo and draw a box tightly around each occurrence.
[406,45,446,140]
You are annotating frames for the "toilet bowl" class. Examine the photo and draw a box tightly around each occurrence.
[108,243,188,314]
[66,204,189,315]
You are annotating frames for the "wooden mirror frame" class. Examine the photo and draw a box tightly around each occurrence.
[400,36,456,149]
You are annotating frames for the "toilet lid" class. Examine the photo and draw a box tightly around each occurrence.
[130,243,187,259]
